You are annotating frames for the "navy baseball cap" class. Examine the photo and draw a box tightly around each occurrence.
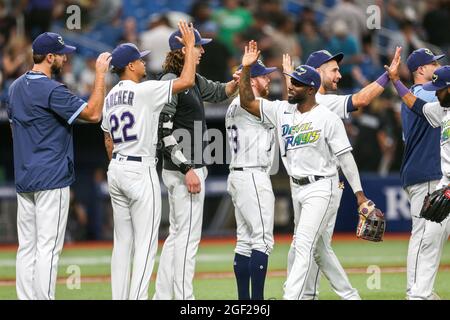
[168,28,211,51]
[32,32,76,55]
[238,60,277,78]
[305,50,344,69]
[406,48,445,73]
[423,66,450,91]
[284,65,321,89]
[111,43,150,68]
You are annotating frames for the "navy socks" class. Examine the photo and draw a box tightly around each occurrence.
[233,253,250,300]
[250,249,268,300]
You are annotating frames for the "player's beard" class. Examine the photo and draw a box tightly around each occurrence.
[288,92,307,105]
[51,61,63,76]
[439,91,450,108]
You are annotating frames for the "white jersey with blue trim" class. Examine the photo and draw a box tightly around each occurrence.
[422,102,450,178]
[101,79,173,158]
[226,96,276,169]
[315,92,352,120]
[259,98,352,178]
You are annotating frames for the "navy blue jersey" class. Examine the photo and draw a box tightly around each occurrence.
[7,71,87,192]
[400,84,442,188]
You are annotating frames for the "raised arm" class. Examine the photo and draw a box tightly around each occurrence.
[384,46,422,109]
[282,53,294,100]
[78,52,111,123]
[172,21,196,94]
[349,47,401,108]
[239,40,262,117]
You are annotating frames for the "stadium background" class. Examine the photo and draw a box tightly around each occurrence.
[0,0,449,300]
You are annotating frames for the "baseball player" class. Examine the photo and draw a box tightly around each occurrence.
[225,60,277,300]
[399,48,445,299]
[239,40,371,300]
[386,54,450,300]
[101,22,197,300]
[7,32,111,300]
[281,49,396,299]
[154,28,240,300]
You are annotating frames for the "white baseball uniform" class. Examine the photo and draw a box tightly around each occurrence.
[285,92,357,299]
[226,96,275,257]
[409,102,450,300]
[258,98,359,300]
[101,79,173,300]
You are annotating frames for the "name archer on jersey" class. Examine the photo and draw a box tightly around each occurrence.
[282,122,321,149]
[105,90,135,111]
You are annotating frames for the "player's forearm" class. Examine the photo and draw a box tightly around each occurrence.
[391,79,417,109]
[225,80,239,97]
[173,46,196,94]
[82,72,106,123]
[238,66,261,117]
[104,132,113,161]
[351,72,389,108]
[337,151,363,194]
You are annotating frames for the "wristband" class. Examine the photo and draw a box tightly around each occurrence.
[375,71,389,87]
[393,80,409,97]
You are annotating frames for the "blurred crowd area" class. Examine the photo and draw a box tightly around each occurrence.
[0,0,450,241]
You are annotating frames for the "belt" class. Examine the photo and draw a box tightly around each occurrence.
[231,167,268,172]
[292,175,325,186]
[112,153,142,162]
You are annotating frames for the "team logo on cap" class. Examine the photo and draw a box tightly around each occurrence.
[319,50,332,57]
[295,66,307,75]
[432,74,438,83]
[57,36,65,45]
[257,60,265,67]
[424,48,433,56]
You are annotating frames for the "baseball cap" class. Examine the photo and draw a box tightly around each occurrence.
[238,60,277,78]
[305,50,344,69]
[168,28,211,51]
[406,48,445,73]
[32,32,76,55]
[111,43,150,68]
[423,65,450,91]
[284,65,321,89]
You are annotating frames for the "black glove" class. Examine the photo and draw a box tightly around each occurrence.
[420,185,450,224]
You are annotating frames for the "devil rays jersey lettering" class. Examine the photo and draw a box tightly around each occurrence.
[259,99,352,178]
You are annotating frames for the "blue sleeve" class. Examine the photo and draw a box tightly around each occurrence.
[411,98,427,116]
[346,95,357,113]
[49,85,87,125]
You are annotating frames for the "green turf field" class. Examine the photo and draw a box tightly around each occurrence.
[0,238,449,300]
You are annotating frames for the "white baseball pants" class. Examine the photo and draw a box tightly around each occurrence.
[153,167,207,300]
[409,177,450,300]
[16,186,70,300]
[108,156,161,300]
[285,181,359,300]
[227,169,275,257]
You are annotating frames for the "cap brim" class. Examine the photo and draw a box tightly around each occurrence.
[55,45,77,54]
[255,67,277,76]
[283,72,311,86]
[423,81,448,91]
[140,50,151,58]
[198,38,212,46]
[327,53,344,64]
[433,54,445,62]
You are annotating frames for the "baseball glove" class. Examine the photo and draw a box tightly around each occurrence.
[420,185,450,224]
[356,200,385,242]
